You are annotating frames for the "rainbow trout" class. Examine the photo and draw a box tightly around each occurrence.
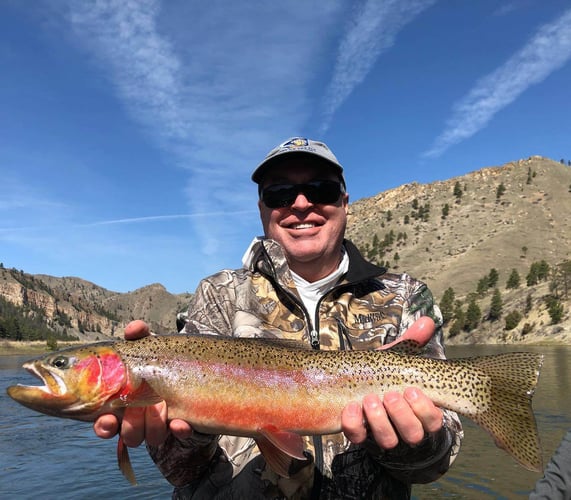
[7,334,543,483]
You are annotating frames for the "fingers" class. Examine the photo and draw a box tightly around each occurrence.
[342,389,443,449]
[380,316,435,351]
[120,402,170,447]
[124,320,151,340]
[364,394,400,449]
[403,387,443,434]
[169,418,194,440]
[382,391,425,446]
[93,414,120,439]
[341,401,367,444]
[144,402,169,447]
[120,407,147,447]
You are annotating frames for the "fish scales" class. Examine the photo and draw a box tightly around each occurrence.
[7,333,544,483]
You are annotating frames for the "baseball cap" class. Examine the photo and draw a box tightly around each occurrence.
[252,137,345,187]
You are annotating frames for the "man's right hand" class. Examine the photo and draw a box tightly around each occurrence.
[92,320,193,447]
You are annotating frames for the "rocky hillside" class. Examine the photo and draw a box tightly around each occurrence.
[1,155,570,345]
[346,155,571,344]
[0,267,192,342]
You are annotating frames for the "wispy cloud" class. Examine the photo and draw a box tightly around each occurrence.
[319,0,437,134]
[0,210,259,234]
[423,7,571,158]
[64,1,341,258]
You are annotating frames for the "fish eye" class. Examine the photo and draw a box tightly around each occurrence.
[51,356,70,369]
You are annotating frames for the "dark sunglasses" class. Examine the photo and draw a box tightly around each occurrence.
[260,179,344,208]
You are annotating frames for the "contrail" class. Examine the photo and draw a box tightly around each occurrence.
[423,7,571,158]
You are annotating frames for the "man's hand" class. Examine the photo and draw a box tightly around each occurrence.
[92,320,192,447]
[341,316,444,448]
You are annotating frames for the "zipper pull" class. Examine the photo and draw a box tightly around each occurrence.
[309,329,320,349]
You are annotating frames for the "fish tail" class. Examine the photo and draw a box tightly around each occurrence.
[468,352,543,472]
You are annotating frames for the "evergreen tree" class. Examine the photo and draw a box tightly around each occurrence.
[449,308,465,338]
[525,293,533,314]
[477,276,489,295]
[547,297,564,324]
[527,263,540,286]
[441,203,450,220]
[496,182,506,200]
[440,287,455,324]
[465,299,481,332]
[488,268,499,288]
[506,268,521,289]
[489,288,503,321]
[505,310,522,330]
[453,181,462,203]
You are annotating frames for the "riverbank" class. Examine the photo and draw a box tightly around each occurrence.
[0,340,85,356]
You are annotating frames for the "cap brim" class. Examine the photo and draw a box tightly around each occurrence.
[252,151,344,184]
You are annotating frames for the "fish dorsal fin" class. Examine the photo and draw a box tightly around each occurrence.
[385,339,424,356]
[252,338,313,350]
[117,436,137,485]
[256,425,306,477]
[111,380,164,408]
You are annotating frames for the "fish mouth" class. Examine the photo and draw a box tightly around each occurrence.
[24,360,68,396]
[7,361,69,407]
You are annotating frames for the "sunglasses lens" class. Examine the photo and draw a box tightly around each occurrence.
[262,180,341,208]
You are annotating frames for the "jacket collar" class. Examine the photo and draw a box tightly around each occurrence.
[246,237,385,284]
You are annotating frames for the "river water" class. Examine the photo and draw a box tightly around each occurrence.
[1,345,569,499]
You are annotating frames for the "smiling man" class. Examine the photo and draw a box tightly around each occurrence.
[94,137,463,499]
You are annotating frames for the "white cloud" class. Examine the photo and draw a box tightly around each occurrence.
[64,0,341,257]
[319,0,437,133]
[423,7,571,158]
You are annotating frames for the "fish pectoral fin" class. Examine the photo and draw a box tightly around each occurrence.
[256,426,307,478]
[111,380,164,408]
[117,436,137,485]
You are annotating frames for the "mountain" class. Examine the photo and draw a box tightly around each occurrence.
[0,268,192,342]
[346,155,571,344]
[1,155,570,345]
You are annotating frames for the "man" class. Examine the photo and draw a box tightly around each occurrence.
[94,137,463,498]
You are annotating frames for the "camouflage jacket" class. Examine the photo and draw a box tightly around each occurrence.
[148,238,463,500]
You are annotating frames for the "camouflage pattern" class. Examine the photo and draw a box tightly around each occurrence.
[149,238,462,499]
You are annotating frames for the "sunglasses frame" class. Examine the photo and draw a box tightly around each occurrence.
[260,179,344,208]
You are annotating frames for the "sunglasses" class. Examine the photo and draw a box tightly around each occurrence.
[260,179,344,208]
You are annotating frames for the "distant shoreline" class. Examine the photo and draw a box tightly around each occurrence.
[0,340,85,356]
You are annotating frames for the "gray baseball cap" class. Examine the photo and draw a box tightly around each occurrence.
[251,137,345,186]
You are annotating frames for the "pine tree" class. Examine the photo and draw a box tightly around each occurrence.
[489,288,503,321]
[506,268,521,289]
[441,203,450,220]
[488,268,499,288]
[465,299,481,332]
[453,181,462,203]
[505,310,522,330]
[440,287,455,323]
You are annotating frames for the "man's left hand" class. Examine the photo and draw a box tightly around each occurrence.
[341,316,443,448]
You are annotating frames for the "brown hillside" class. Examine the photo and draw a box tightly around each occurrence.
[346,156,571,299]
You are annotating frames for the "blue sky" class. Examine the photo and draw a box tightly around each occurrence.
[1,1,570,294]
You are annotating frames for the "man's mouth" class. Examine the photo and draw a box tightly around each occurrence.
[290,223,317,230]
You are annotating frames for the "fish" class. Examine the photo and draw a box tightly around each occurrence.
[7,333,544,484]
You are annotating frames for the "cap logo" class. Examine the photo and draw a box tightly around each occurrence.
[282,137,309,149]
[265,137,319,160]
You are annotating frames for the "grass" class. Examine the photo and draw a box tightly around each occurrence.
[0,340,85,356]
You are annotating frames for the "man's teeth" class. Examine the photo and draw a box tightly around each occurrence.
[292,223,315,230]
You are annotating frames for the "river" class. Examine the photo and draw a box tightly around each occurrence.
[1,345,569,499]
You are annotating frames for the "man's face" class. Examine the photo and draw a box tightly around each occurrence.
[258,160,349,282]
